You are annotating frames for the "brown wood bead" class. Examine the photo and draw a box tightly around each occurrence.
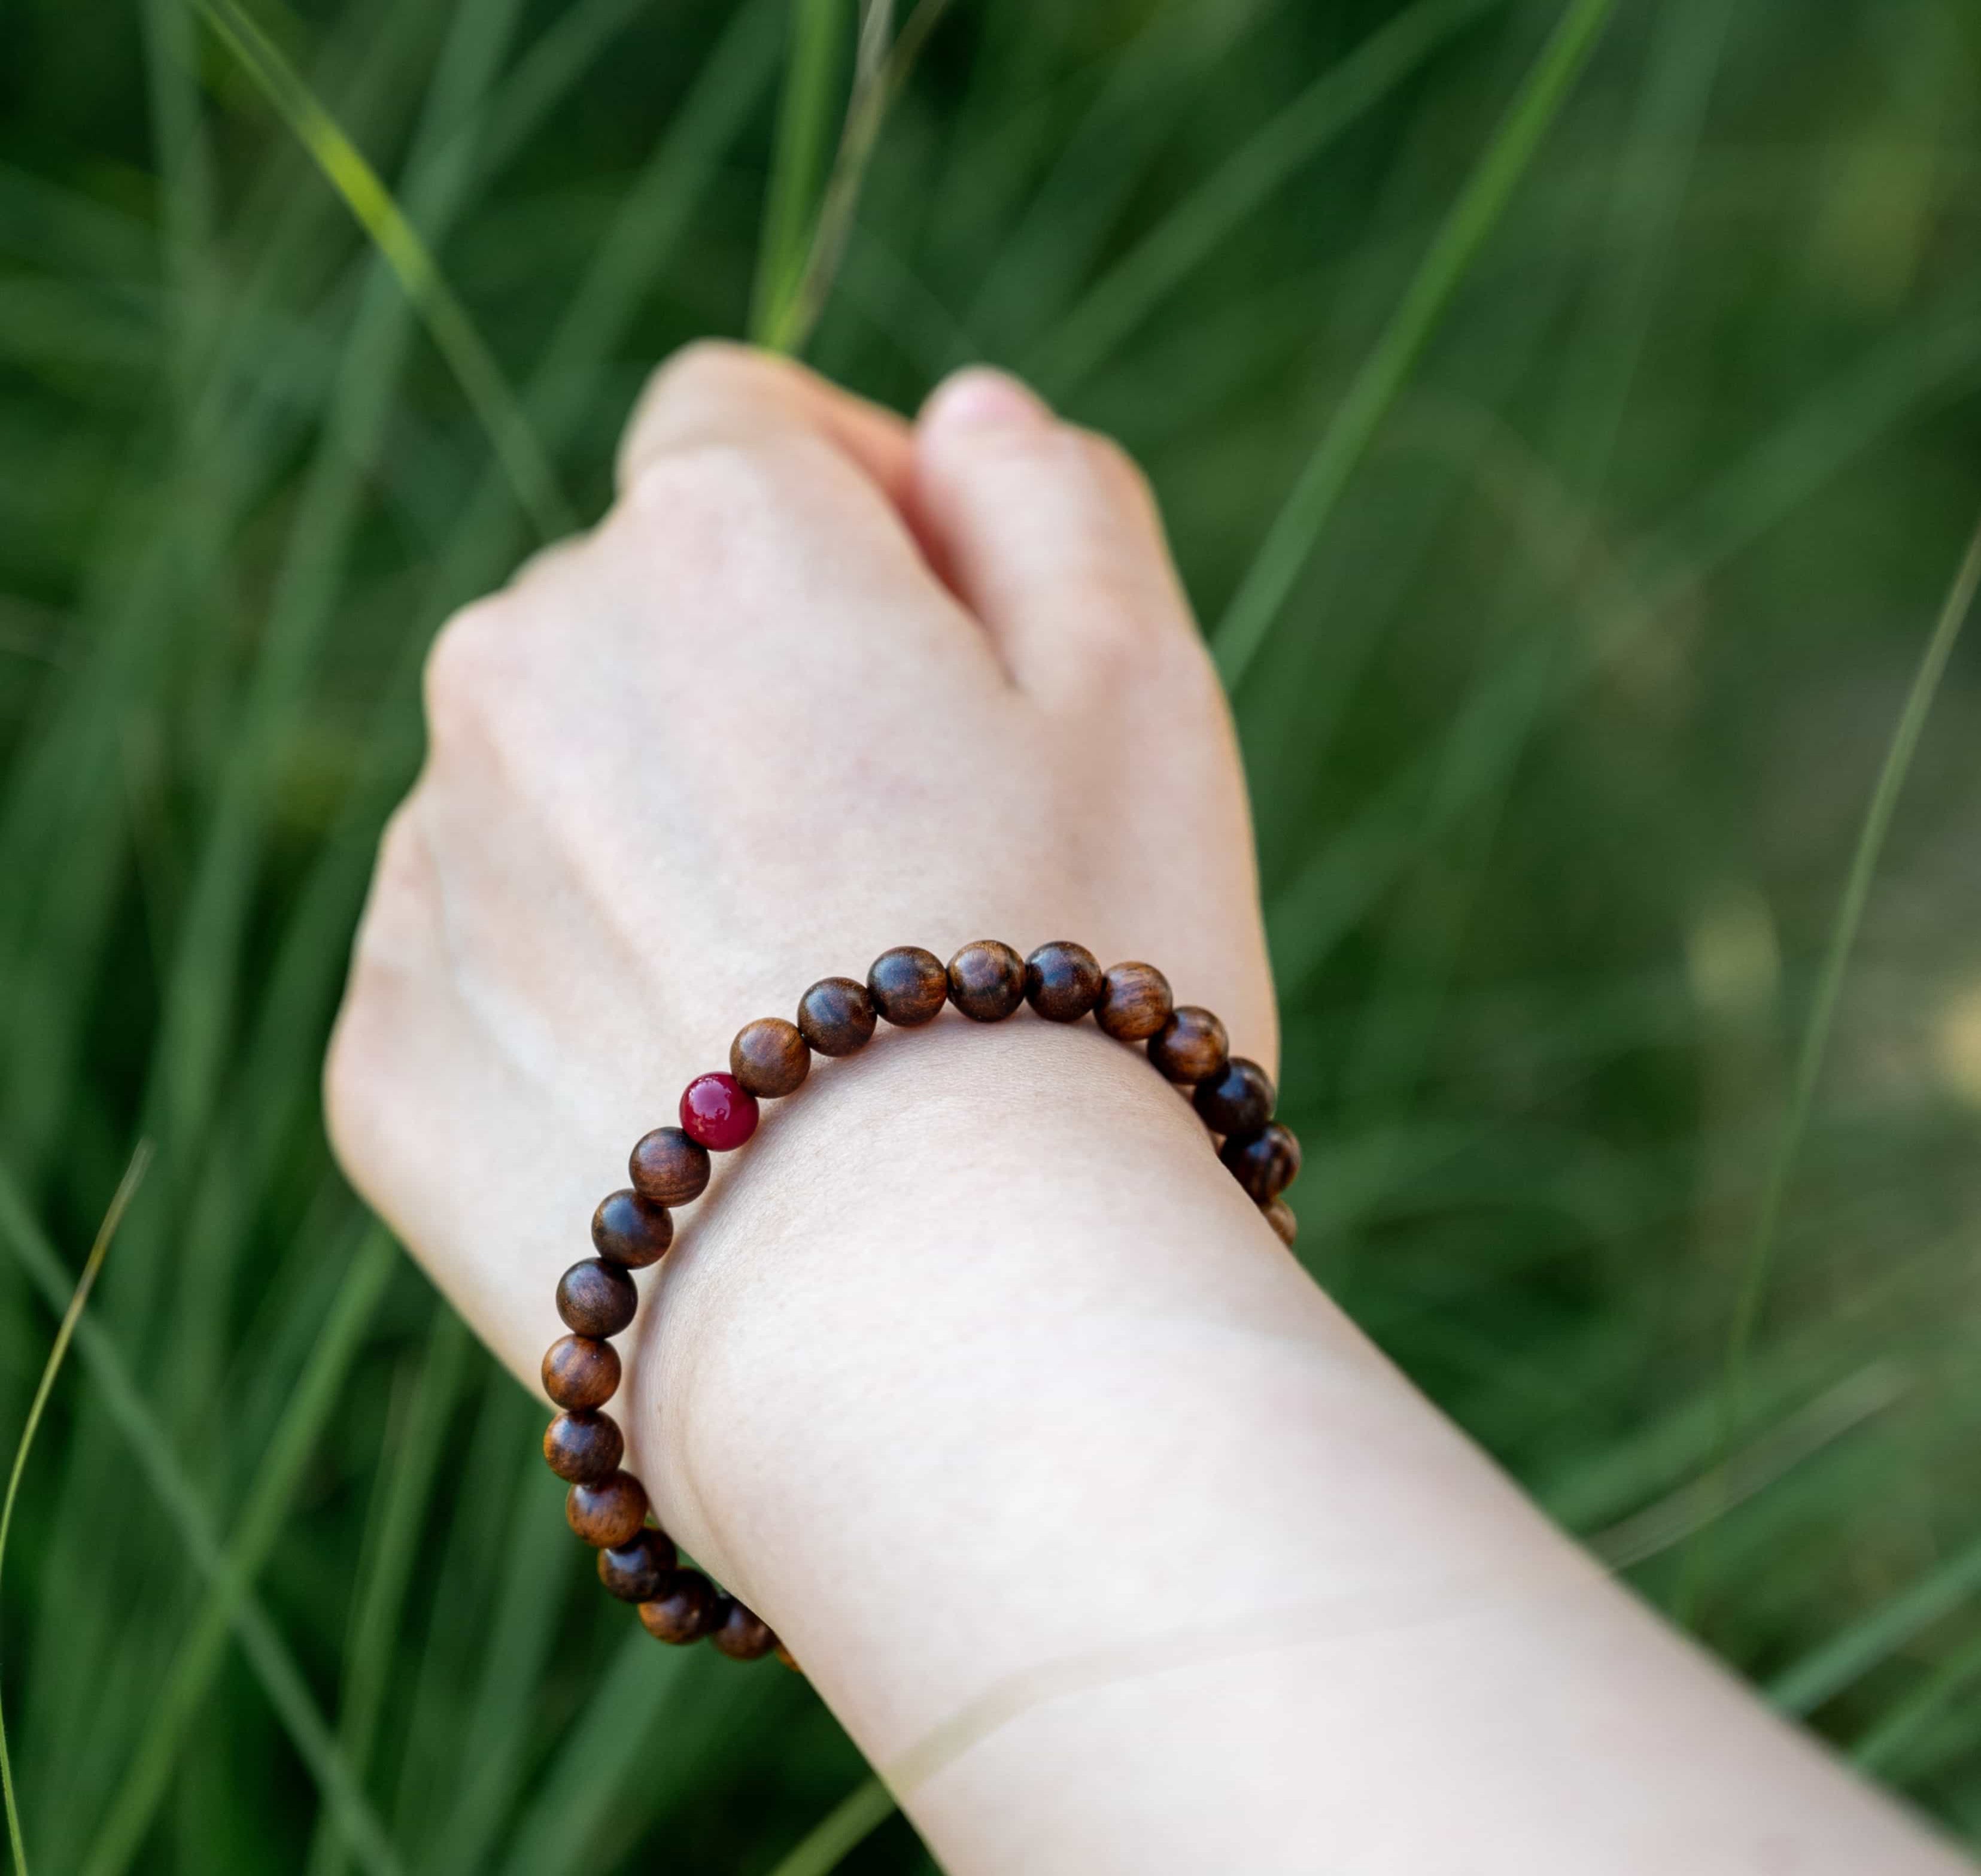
[1263,1198,1298,1247]
[566,1471,648,1547]
[1221,1121,1301,1202]
[709,1596,777,1661]
[947,939,1025,1022]
[1024,940,1103,1022]
[867,945,949,1025]
[1193,1056,1275,1135]
[591,1189,673,1268]
[630,1126,710,1206]
[542,1410,623,1484]
[1094,961,1173,1041]
[638,1568,721,1644]
[542,1334,619,1410]
[597,1527,677,1603]
[797,976,876,1055]
[556,1258,638,1338]
[775,1644,802,1672]
[730,1016,810,1098]
[1149,1005,1229,1083]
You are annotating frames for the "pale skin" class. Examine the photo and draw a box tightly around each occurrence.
[324,343,1970,1874]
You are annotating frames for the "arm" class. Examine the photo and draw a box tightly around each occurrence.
[324,345,1968,1875]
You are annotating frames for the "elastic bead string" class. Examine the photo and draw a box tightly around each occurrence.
[541,940,1304,1668]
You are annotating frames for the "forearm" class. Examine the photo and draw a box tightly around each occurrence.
[631,1016,1963,1875]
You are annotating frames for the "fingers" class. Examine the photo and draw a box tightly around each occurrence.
[909,368,1201,706]
[616,339,916,512]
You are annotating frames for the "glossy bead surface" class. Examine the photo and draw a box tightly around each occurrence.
[730,1018,810,1098]
[1263,1198,1299,1247]
[867,946,949,1026]
[542,1410,622,1483]
[1024,940,1103,1022]
[556,1258,637,1338]
[947,939,1025,1022]
[629,1126,710,1206]
[638,1568,721,1644]
[797,976,876,1055]
[591,1189,673,1268]
[1193,1056,1275,1136]
[1094,962,1173,1041]
[1149,1006,1229,1083]
[710,1597,777,1661]
[1221,1122,1301,1202]
[566,1471,648,1547]
[680,1071,759,1151]
[597,1527,677,1603]
[542,1335,619,1410]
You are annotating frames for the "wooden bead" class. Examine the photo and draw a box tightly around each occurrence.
[775,1644,802,1672]
[1263,1198,1298,1247]
[542,1410,623,1484]
[947,939,1025,1022]
[709,1597,777,1661]
[556,1258,637,1338]
[1221,1122,1301,1202]
[597,1527,677,1603]
[591,1189,673,1268]
[867,946,949,1026]
[730,1017,810,1097]
[1149,1006,1229,1083]
[1193,1056,1275,1136]
[566,1471,648,1547]
[639,1568,721,1644]
[797,976,876,1056]
[1094,962,1172,1041]
[542,1334,619,1410]
[629,1126,709,1206]
[1024,940,1103,1022]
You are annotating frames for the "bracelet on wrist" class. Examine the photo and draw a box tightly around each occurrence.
[539,940,1302,1671]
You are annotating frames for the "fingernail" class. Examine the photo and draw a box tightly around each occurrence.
[923,366,1050,430]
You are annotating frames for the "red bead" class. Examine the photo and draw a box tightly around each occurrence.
[679,1071,758,1152]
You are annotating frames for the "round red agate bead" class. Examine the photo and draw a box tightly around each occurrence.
[679,1071,758,1151]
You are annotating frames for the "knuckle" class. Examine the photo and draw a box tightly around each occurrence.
[651,336,764,400]
[420,596,512,749]
[613,436,793,554]
[618,340,790,487]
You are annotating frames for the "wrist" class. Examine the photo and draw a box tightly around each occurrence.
[631,1010,1263,1513]
[626,1012,1309,1713]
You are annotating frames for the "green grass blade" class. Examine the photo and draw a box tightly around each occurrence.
[751,0,849,346]
[766,0,955,357]
[762,1775,898,1876]
[960,2,1270,356]
[1676,509,1981,1619]
[469,0,653,182]
[184,0,573,539]
[81,1225,400,1876]
[490,1640,754,1876]
[1028,0,1499,399]
[418,1471,573,1876]
[305,1306,470,1876]
[0,1173,400,1874]
[1853,1625,1981,1776]
[0,1142,152,1876]
[1767,1531,1981,1719]
[1211,0,1617,691]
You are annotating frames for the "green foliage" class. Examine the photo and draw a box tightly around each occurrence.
[2,0,1980,1870]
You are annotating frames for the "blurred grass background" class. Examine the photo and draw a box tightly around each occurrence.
[3,0,1981,1869]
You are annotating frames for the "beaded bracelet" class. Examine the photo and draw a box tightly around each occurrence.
[539,940,1302,1667]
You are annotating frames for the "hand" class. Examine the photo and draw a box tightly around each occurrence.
[323,347,1962,1876]
[325,342,1274,1403]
